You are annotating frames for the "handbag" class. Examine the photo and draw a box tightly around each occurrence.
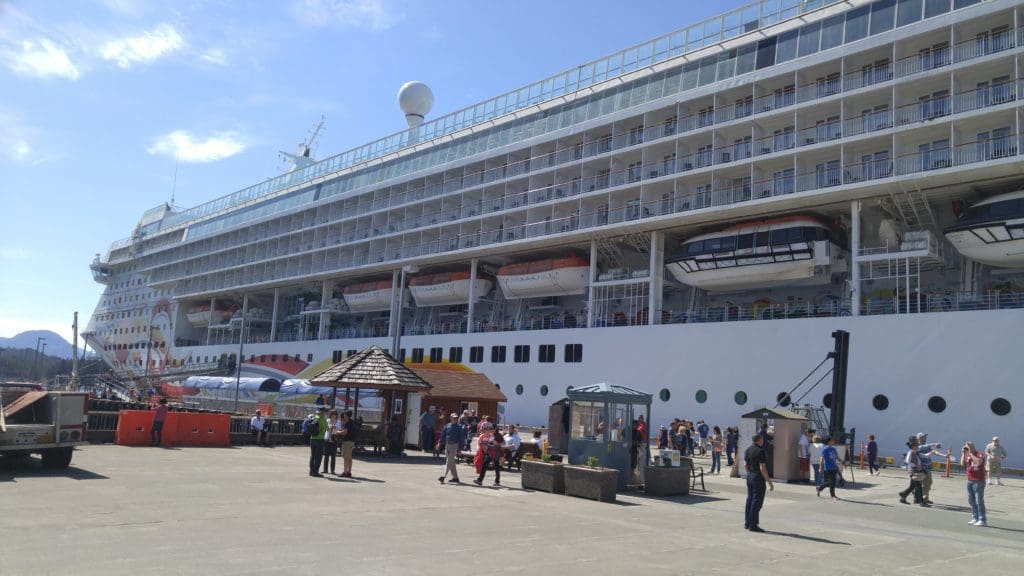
[910,470,927,482]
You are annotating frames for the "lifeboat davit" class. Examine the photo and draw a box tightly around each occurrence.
[944,191,1024,267]
[496,256,590,299]
[342,281,396,313]
[409,271,494,307]
[665,216,847,292]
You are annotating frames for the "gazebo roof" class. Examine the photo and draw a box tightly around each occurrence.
[740,407,809,421]
[566,382,652,405]
[310,346,432,391]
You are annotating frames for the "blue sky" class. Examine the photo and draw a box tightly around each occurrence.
[0,0,746,344]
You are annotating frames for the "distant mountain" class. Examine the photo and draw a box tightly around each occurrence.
[0,330,77,359]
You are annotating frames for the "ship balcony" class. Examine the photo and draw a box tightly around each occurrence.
[90,257,114,284]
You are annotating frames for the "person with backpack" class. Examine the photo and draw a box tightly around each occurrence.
[307,407,327,477]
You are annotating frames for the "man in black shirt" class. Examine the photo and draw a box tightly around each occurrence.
[744,434,774,532]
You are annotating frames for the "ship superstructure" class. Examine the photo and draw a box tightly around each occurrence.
[86,0,1024,463]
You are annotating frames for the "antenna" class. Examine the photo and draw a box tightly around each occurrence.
[170,153,179,208]
[280,116,326,172]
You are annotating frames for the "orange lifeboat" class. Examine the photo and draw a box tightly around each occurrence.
[408,271,494,307]
[496,256,589,299]
[342,281,396,312]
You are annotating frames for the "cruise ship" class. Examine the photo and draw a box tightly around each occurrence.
[85,0,1023,464]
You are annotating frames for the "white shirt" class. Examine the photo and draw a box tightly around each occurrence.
[798,434,809,458]
[505,432,521,451]
[325,418,342,441]
[250,416,266,431]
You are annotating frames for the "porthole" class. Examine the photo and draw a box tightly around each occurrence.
[991,398,1011,416]
[734,391,747,405]
[776,392,792,407]
[823,393,833,409]
[695,389,707,404]
[515,384,524,396]
[927,396,946,413]
[872,394,889,411]
[659,388,671,402]
[540,385,549,397]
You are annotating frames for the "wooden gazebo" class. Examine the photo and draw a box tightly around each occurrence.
[309,345,432,423]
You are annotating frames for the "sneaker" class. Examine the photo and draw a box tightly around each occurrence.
[975,521,987,527]
[899,497,908,504]
[493,481,501,487]
[472,479,483,486]
[919,503,931,508]
[450,478,460,484]
[968,520,978,525]
[438,476,446,484]
[816,487,822,498]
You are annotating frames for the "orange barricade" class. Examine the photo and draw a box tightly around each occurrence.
[116,410,230,447]
[256,404,273,417]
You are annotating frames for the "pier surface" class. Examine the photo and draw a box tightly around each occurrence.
[2,445,1022,575]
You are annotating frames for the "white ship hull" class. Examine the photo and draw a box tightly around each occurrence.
[498,266,589,299]
[410,279,493,307]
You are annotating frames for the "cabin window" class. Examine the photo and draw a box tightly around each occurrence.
[491,346,506,363]
[538,344,555,363]
[429,347,443,363]
[514,345,531,363]
[470,346,484,363]
[564,343,583,363]
[412,348,424,363]
[695,389,707,403]
[449,347,463,363]
[294,354,301,361]
[307,354,313,363]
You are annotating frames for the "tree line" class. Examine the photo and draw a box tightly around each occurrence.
[0,347,103,383]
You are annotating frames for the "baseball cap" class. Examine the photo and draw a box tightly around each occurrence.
[450,412,458,418]
[916,432,927,439]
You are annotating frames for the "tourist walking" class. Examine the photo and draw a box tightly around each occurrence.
[150,398,169,446]
[307,407,327,477]
[898,436,928,507]
[743,434,773,532]
[709,426,723,474]
[419,406,437,455]
[473,428,504,487]
[866,435,879,475]
[438,412,466,484]
[985,437,1006,485]
[962,441,987,526]
[798,429,810,482]
[338,411,358,477]
[915,433,945,505]
[697,420,709,456]
[809,434,825,490]
[817,437,840,500]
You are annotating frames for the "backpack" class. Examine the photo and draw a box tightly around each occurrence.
[301,416,317,440]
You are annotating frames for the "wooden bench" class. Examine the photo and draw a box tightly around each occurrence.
[504,443,542,471]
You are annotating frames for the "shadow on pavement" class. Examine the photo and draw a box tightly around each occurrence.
[0,458,110,481]
[762,530,850,545]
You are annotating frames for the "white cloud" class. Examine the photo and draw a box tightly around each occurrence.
[0,246,31,260]
[99,23,184,69]
[0,111,39,164]
[291,0,403,31]
[147,130,246,163]
[198,48,228,66]
[2,38,81,80]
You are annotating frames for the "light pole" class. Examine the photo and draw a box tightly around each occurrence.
[233,295,249,413]
[390,265,418,358]
[33,336,46,382]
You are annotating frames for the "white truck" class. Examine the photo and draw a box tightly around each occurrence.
[0,383,89,468]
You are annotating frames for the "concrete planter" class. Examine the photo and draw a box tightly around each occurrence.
[643,464,690,497]
[521,460,565,494]
[564,466,619,502]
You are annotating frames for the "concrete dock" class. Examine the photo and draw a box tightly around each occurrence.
[2,445,1021,575]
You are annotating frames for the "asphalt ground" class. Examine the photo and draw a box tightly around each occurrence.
[2,445,1022,576]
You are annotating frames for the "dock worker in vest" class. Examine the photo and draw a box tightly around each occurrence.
[308,407,328,477]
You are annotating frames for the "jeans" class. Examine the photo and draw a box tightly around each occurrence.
[322,441,337,473]
[309,440,325,475]
[726,445,735,466]
[477,454,501,484]
[421,426,434,452]
[711,450,721,473]
[821,469,837,497]
[966,480,986,522]
[899,479,923,503]
[745,474,766,529]
[813,463,822,488]
[867,455,878,474]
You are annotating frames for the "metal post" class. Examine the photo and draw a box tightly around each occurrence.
[467,258,478,333]
[71,312,80,389]
[233,294,249,413]
[34,336,46,382]
[850,200,861,316]
[391,265,418,359]
[388,269,400,342]
[587,239,597,328]
[648,231,663,325]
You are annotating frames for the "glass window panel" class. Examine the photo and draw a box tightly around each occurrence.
[776,29,798,63]
[845,5,869,43]
[630,77,648,105]
[870,0,896,36]
[594,59,608,82]
[663,66,682,94]
[798,21,821,56]
[681,61,700,90]
[924,0,949,18]
[552,75,565,98]
[717,50,736,80]
[953,0,979,8]
[606,54,621,78]
[897,0,922,26]
[669,31,686,57]
[820,14,844,50]
[565,70,579,92]
[736,42,757,75]
[638,42,654,66]
[654,38,669,61]
[686,25,703,51]
[579,65,593,89]
[698,55,717,86]
[723,11,741,39]
[704,18,721,45]
[781,0,801,19]
[742,6,760,32]
[760,0,781,25]
[755,36,777,69]
[622,48,638,73]
[646,71,665,100]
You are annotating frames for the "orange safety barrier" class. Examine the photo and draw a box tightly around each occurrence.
[256,403,273,417]
[859,442,866,469]
[116,410,230,447]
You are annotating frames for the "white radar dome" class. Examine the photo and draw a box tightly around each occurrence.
[398,81,434,128]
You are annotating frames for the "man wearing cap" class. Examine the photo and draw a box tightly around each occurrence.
[420,405,438,456]
[916,432,946,505]
[438,412,467,484]
[308,407,328,477]
[985,437,1007,485]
